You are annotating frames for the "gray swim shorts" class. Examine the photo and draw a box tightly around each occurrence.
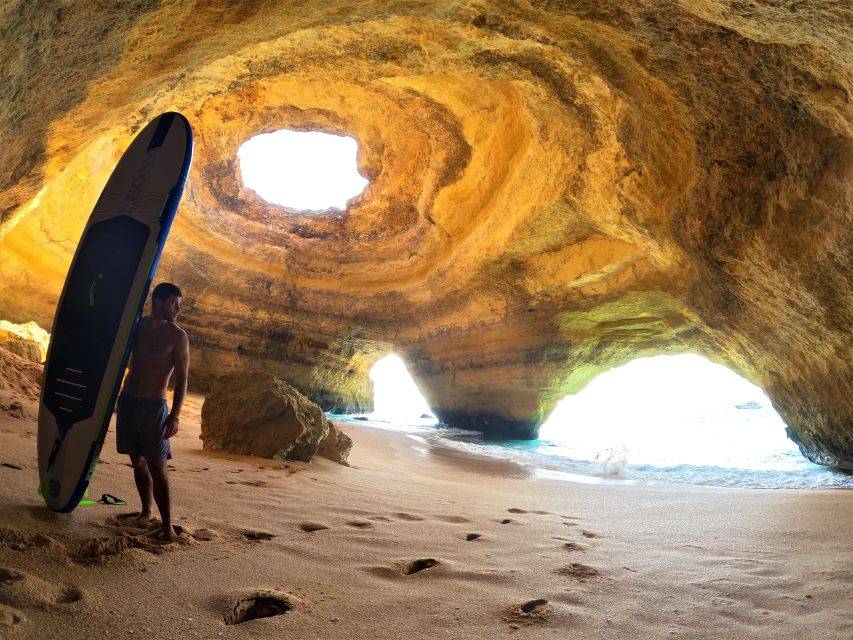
[116,392,172,461]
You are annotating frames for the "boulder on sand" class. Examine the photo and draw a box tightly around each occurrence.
[200,371,351,465]
[317,425,353,466]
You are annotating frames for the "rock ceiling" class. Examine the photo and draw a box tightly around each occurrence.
[0,1,850,467]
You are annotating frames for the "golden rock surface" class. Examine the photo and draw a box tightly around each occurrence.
[0,2,850,465]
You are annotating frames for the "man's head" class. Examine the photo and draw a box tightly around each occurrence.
[151,282,182,322]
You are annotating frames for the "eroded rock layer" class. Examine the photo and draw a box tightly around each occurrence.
[0,2,850,465]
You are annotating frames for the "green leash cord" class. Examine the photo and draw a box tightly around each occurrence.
[37,481,125,507]
[78,493,127,507]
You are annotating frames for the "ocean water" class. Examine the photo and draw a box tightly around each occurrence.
[329,406,853,490]
[350,353,853,490]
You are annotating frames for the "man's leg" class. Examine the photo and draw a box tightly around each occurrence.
[122,453,155,525]
[147,458,173,541]
[116,394,154,525]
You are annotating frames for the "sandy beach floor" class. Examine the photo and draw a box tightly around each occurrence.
[0,391,851,639]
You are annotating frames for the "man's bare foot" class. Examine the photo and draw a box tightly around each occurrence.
[153,525,177,543]
[116,511,156,527]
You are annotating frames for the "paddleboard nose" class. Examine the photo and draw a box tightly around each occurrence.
[101,112,192,208]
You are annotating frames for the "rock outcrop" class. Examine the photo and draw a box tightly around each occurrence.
[0,340,40,364]
[200,371,352,464]
[0,321,49,363]
[0,349,44,410]
[0,2,850,466]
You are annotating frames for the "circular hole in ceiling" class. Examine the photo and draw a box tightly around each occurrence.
[237,129,369,212]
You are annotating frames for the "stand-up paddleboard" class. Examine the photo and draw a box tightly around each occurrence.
[37,112,193,513]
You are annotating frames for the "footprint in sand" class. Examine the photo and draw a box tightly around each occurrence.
[466,533,482,541]
[507,508,555,517]
[0,463,22,470]
[499,518,513,525]
[554,562,600,580]
[345,521,374,529]
[0,527,55,552]
[391,513,425,522]
[502,598,552,626]
[74,536,142,564]
[364,559,442,579]
[191,528,219,541]
[56,587,84,604]
[299,522,330,533]
[223,590,295,625]
[243,531,275,541]
[580,530,601,539]
[74,522,192,565]
[403,559,438,575]
[561,542,585,552]
[520,598,549,613]
[0,567,84,609]
[225,480,268,487]
[435,515,473,524]
[367,515,392,522]
[0,603,26,628]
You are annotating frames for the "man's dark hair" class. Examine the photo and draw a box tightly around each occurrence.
[151,282,182,302]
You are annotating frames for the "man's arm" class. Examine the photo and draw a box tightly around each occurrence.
[164,330,190,439]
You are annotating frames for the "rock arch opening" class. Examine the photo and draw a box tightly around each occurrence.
[237,130,368,211]
[369,354,434,423]
[539,354,799,473]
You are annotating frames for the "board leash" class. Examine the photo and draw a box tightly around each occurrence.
[78,493,127,507]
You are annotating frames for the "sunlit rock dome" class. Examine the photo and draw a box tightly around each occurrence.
[0,1,850,468]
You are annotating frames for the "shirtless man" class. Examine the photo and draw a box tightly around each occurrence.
[116,282,189,541]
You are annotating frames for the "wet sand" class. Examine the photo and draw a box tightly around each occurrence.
[0,391,851,638]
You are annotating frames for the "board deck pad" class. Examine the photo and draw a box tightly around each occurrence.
[37,112,193,512]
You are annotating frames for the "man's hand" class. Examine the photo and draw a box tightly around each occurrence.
[164,413,180,439]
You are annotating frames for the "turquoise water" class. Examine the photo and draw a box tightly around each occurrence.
[329,409,853,490]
